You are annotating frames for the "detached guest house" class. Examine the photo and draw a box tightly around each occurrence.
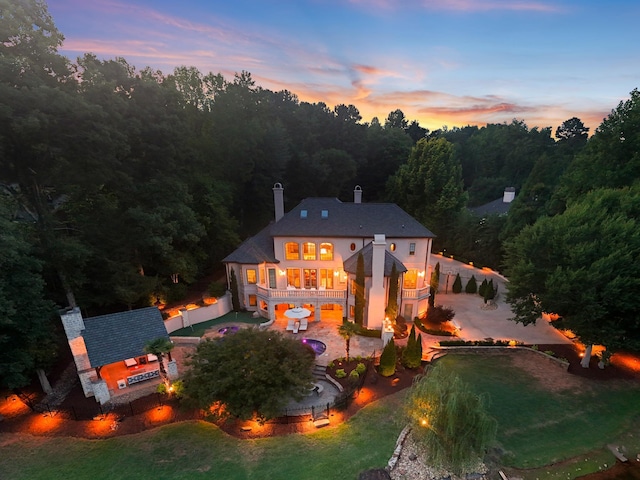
[223,185,436,329]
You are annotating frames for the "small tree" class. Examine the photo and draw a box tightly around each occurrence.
[484,279,496,304]
[478,278,488,297]
[183,328,314,421]
[427,305,456,324]
[428,287,436,308]
[430,262,441,293]
[465,275,478,294]
[386,263,399,320]
[402,324,422,369]
[338,320,359,361]
[355,253,365,326]
[452,273,462,294]
[404,363,497,476]
[144,337,174,379]
[379,338,396,377]
[230,268,240,311]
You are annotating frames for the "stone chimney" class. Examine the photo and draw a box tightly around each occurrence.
[503,187,516,203]
[367,234,386,330]
[60,306,85,340]
[354,185,362,204]
[273,182,284,222]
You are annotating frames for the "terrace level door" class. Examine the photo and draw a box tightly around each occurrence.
[303,269,317,289]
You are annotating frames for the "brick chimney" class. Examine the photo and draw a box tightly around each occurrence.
[273,182,284,221]
[354,185,362,204]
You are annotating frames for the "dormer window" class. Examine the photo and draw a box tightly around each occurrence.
[300,210,307,218]
[321,210,328,219]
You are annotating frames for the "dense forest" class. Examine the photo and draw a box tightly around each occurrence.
[2,0,639,388]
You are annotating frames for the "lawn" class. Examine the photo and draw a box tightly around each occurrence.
[2,353,639,479]
[170,311,265,337]
[0,392,407,480]
[437,354,640,477]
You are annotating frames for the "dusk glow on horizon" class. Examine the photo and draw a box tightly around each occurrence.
[48,0,640,133]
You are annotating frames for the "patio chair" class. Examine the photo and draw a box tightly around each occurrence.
[293,321,300,334]
[286,319,295,331]
[299,318,308,331]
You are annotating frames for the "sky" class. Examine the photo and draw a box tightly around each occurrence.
[47,0,640,134]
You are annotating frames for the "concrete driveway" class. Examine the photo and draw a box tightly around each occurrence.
[427,254,572,346]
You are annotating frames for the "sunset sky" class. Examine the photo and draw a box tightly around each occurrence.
[48,0,640,134]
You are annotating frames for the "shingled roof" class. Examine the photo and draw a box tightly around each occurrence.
[343,242,408,277]
[269,198,435,239]
[222,225,278,264]
[82,307,169,368]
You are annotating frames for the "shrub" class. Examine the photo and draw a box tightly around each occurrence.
[402,324,422,369]
[427,305,456,324]
[335,369,346,378]
[356,326,382,338]
[379,339,397,377]
[355,362,367,374]
[452,273,463,293]
[327,361,335,368]
[465,275,478,294]
[478,278,488,297]
[349,370,360,379]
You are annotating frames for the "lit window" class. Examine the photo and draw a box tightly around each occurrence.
[260,268,265,285]
[409,243,416,255]
[319,269,334,289]
[304,269,317,288]
[403,269,417,289]
[248,294,257,307]
[246,269,257,284]
[349,305,355,318]
[390,243,396,252]
[285,242,299,260]
[287,268,301,288]
[303,242,316,260]
[319,242,333,261]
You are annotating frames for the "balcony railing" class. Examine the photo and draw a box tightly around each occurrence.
[257,286,347,300]
[402,287,431,299]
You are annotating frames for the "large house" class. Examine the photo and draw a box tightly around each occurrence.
[223,185,436,329]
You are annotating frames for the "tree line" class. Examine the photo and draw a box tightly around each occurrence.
[1,0,637,389]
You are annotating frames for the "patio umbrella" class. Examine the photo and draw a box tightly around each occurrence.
[284,307,312,319]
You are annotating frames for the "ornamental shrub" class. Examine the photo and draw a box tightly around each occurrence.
[452,273,463,293]
[349,369,360,379]
[379,339,397,377]
[355,362,367,374]
[478,278,488,297]
[402,325,423,369]
[465,275,478,294]
[335,369,346,378]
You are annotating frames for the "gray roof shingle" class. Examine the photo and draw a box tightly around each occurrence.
[269,198,435,238]
[343,242,408,276]
[222,225,278,264]
[83,307,169,368]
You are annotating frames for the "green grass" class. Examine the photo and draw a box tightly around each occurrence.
[170,311,265,337]
[3,354,639,479]
[438,354,640,473]
[0,392,407,480]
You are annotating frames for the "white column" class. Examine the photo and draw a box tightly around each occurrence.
[367,234,386,329]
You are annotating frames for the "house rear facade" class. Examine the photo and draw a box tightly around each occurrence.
[222,185,436,329]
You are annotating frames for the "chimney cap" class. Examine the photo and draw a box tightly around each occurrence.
[273,182,283,189]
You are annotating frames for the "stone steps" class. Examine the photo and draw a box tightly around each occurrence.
[312,364,327,380]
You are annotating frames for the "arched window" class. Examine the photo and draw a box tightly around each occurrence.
[350,243,356,251]
[389,243,396,252]
[319,242,333,261]
[285,242,299,260]
[302,242,316,260]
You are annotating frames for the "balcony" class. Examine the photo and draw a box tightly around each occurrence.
[257,286,347,301]
[402,287,431,300]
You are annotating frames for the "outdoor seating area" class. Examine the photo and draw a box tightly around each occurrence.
[284,307,311,334]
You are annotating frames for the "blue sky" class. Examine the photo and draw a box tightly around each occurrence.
[48,0,640,133]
